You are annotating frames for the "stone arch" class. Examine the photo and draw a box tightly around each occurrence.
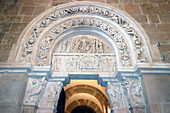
[10,1,153,68]
[64,85,110,113]
[16,2,153,113]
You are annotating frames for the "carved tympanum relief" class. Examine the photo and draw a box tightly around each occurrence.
[52,35,116,73]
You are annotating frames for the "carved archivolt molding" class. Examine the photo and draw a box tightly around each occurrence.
[15,2,152,68]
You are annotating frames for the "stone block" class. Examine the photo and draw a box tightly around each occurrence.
[159,44,170,52]
[0,3,5,14]
[150,104,162,113]
[147,32,168,44]
[133,107,145,113]
[157,23,170,32]
[140,4,158,14]
[162,104,170,113]
[20,5,35,15]
[123,4,141,14]
[22,15,35,23]
[0,32,5,43]
[158,4,170,14]
[10,23,28,33]
[131,15,148,23]
[2,32,20,44]
[134,0,149,3]
[119,0,133,4]
[159,14,170,23]
[3,15,22,23]
[0,102,21,113]
[141,24,158,32]
[106,0,119,4]
[34,6,46,15]
[0,44,12,62]
[3,3,22,15]
[51,1,68,6]
[0,0,18,4]
[0,16,4,23]
[0,23,12,33]
[0,73,27,103]
[149,0,167,3]
[22,106,37,113]
[148,15,160,23]
[143,75,170,104]
[159,51,170,63]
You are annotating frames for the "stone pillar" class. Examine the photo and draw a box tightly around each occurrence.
[37,82,63,113]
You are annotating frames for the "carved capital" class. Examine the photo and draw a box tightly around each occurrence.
[38,82,63,108]
[23,77,47,106]
[123,77,145,107]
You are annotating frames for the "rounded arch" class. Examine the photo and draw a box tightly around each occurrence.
[11,1,153,69]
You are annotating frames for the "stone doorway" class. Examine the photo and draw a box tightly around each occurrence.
[63,80,110,113]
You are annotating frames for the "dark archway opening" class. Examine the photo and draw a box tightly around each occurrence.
[71,106,96,113]
[56,88,66,113]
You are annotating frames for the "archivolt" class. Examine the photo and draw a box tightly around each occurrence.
[14,1,152,68]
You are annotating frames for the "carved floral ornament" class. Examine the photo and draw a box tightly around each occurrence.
[16,2,152,68]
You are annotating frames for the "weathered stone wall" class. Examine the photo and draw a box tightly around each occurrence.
[0,0,169,113]
[142,75,170,113]
[0,73,27,113]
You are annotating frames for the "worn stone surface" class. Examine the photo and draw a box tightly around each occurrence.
[148,15,160,23]
[162,104,170,113]
[22,15,35,23]
[0,44,12,62]
[131,15,148,23]
[159,14,170,23]
[157,23,170,32]
[33,6,46,15]
[20,5,35,15]
[0,73,27,113]
[147,32,168,44]
[143,75,170,104]
[10,23,28,33]
[123,4,141,14]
